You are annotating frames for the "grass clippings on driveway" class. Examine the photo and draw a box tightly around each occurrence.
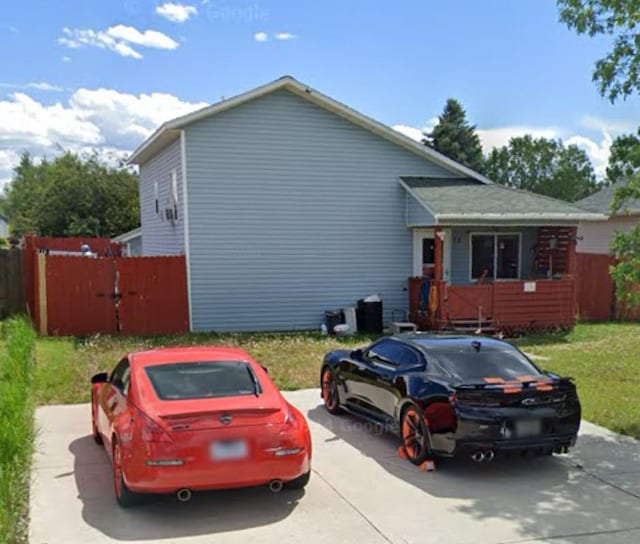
[30,323,640,439]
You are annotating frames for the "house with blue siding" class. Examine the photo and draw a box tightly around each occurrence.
[129,76,604,333]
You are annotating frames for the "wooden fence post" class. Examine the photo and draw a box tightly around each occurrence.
[37,252,48,335]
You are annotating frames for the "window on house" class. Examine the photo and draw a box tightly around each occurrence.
[171,170,179,221]
[471,234,520,280]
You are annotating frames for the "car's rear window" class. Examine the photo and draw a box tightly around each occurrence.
[415,340,543,383]
[145,361,261,400]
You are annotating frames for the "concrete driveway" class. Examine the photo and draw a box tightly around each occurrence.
[30,389,640,544]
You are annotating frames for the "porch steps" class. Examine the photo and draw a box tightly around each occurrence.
[444,318,497,335]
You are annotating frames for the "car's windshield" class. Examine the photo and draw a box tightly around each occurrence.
[145,361,261,400]
[414,340,543,383]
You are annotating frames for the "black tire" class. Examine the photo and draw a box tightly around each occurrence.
[320,366,343,415]
[285,470,311,490]
[91,393,102,445]
[113,440,141,508]
[400,405,432,466]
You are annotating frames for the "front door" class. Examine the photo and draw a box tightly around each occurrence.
[413,229,451,283]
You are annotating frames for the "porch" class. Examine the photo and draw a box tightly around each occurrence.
[407,225,578,334]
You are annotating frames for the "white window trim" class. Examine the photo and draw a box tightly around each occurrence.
[412,228,452,283]
[469,232,522,282]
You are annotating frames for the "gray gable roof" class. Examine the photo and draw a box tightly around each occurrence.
[400,177,605,225]
[576,182,640,215]
[128,76,493,185]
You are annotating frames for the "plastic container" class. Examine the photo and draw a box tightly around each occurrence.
[356,299,383,334]
[342,307,358,334]
[324,310,343,336]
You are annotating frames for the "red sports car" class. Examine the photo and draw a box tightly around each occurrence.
[91,346,312,507]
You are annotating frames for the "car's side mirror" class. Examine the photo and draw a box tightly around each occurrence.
[350,348,363,359]
[91,372,108,384]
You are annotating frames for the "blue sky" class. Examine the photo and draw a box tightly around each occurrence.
[1,0,638,186]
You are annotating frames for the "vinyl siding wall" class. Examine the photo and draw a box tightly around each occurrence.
[139,138,185,256]
[577,216,638,255]
[184,89,459,332]
[448,226,538,285]
[406,193,436,226]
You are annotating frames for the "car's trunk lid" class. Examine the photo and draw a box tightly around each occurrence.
[146,394,285,432]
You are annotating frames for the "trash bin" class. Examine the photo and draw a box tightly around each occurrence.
[324,310,343,335]
[356,299,383,334]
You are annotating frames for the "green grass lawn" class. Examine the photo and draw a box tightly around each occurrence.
[31,323,640,439]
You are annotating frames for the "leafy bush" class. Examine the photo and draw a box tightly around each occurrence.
[0,317,36,544]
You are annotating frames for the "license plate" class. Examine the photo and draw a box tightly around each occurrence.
[515,419,542,437]
[210,440,248,461]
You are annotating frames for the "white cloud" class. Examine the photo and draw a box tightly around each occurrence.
[62,56,72,63]
[254,31,297,42]
[274,32,296,40]
[59,25,179,59]
[106,25,179,50]
[0,88,208,189]
[476,125,561,151]
[0,82,64,92]
[156,2,198,23]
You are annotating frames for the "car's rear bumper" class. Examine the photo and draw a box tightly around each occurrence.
[453,433,578,456]
[125,449,310,494]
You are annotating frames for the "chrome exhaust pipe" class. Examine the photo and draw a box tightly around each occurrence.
[471,450,485,463]
[484,450,495,462]
[176,488,192,502]
[268,479,284,493]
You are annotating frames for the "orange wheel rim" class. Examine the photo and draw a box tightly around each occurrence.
[402,409,425,460]
[322,370,337,410]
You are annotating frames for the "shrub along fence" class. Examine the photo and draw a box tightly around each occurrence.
[0,317,36,544]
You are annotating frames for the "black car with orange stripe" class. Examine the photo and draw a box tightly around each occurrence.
[320,334,580,465]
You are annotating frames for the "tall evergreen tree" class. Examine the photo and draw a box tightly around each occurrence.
[423,98,485,173]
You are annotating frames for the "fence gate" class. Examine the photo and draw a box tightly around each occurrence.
[44,255,118,336]
[117,257,189,335]
[40,254,189,336]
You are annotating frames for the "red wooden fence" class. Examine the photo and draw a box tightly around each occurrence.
[37,254,188,336]
[118,257,189,335]
[45,256,118,336]
[574,253,616,321]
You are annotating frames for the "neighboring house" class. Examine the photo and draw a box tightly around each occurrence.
[112,227,143,256]
[575,183,640,321]
[577,182,640,254]
[0,214,8,239]
[129,76,603,333]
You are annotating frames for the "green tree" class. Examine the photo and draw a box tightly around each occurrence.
[423,98,485,173]
[606,129,640,184]
[558,0,640,309]
[485,135,597,202]
[2,150,139,237]
[558,0,640,102]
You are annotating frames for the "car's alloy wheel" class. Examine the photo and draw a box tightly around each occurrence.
[401,406,431,465]
[113,440,140,507]
[321,367,342,415]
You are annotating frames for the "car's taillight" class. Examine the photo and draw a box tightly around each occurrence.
[137,410,172,443]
